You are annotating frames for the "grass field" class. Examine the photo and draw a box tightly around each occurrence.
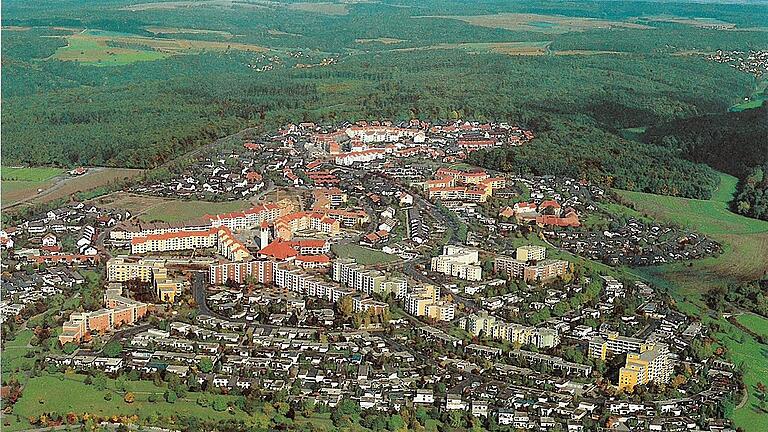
[140,199,252,223]
[2,167,65,205]
[737,313,768,339]
[52,29,267,66]
[332,244,399,266]
[618,173,768,431]
[4,167,143,210]
[356,38,407,45]
[53,34,170,65]
[1,329,37,382]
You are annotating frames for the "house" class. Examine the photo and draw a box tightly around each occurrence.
[42,233,57,247]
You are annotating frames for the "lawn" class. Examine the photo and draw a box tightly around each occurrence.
[2,167,64,182]
[1,329,37,382]
[737,313,768,339]
[332,244,399,266]
[139,200,252,223]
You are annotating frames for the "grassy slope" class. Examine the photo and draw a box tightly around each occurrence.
[1,167,65,205]
[6,373,254,431]
[618,173,768,431]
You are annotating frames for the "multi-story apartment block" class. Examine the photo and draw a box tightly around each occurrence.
[516,245,546,262]
[275,211,340,240]
[130,228,218,254]
[460,312,560,348]
[404,285,456,321]
[333,258,408,298]
[494,255,568,283]
[588,332,646,360]
[618,343,672,391]
[205,202,287,231]
[59,287,148,345]
[107,256,167,282]
[209,260,276,285]
[430,245,482,281]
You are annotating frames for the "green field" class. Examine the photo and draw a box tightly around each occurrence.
[2,167,65,205]
[140,200,252,223]
[332,244,399,266]
[618,173,768,431]
[1,329,37,383]
[737,313,768,339]
[54,34,170,66]
[2,167,64,181]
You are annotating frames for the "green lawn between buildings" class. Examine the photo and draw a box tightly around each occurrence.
[332,244,399,266]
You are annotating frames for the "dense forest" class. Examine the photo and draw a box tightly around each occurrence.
[2,0,767,201]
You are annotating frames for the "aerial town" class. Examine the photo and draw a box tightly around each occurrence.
[0,121,744,431]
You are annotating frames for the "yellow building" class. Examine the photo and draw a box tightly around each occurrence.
[618,343,671,391]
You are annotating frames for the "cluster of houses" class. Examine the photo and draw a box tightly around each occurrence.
[549,218,721,266]
[706,49,768,77]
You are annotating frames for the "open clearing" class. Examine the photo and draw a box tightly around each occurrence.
[639,15,736,29]
[6,373,252,431]
[139,199,252,223]
[392,41,551,56]
[52,29,267,65]
[120,0,346,15]
[737,313,768,339]
[2,167,65,205]
[416,13,652,34]
[332,244,399,266]
[619,173,768,297]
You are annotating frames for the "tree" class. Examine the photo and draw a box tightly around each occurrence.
[124,392,135,404]
[338,296,354,318]
[212,397,228,412]
[164,390,177,403]
[388,414,405,431]
[62,342,77,354]
[102,341,123,357]
[198,356,214,373]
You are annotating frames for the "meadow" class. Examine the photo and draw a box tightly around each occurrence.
[1,167,64,205]
[5,372,255,431]
[52,29,268,66]
[737,313,768,339]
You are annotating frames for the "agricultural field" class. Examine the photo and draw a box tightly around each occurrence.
[4,168,144,211]
[52,29,267,66]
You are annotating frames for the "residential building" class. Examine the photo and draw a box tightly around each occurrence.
[430,245,482,281]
